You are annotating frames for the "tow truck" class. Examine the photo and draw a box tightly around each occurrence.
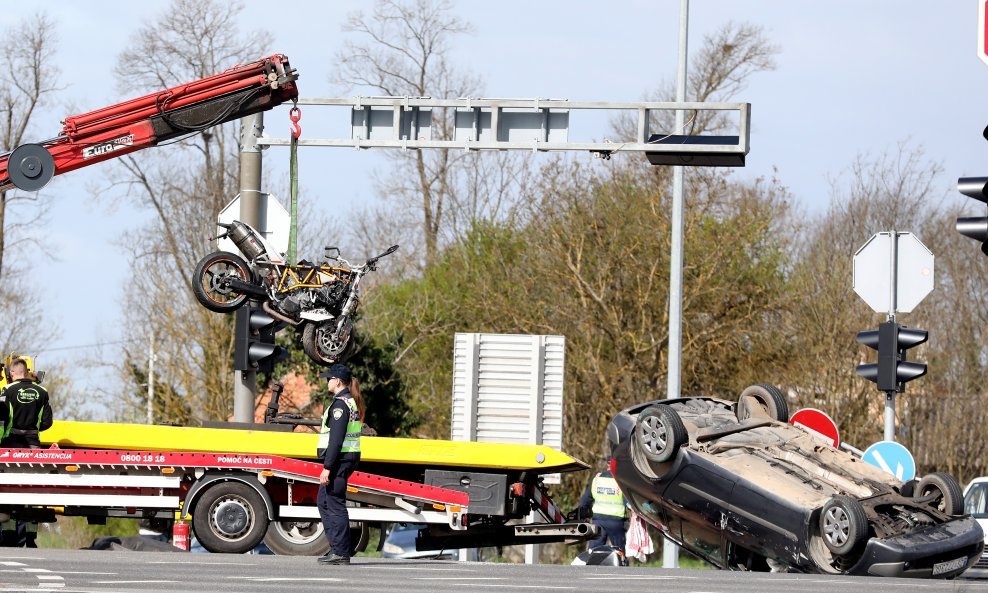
[18,415,592,556]
[3,380,593,556]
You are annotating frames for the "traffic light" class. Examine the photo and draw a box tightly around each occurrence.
[955,125,988,255]
[855,321,928,393]
[234,303,287,372]
[957,176,988,255]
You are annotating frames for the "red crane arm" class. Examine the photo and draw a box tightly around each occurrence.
[0,53,298,192]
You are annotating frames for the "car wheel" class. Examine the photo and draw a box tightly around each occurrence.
[915,472,964,515]
[737,384,789,422]
[819,495,868,556]
[634,405,687,464]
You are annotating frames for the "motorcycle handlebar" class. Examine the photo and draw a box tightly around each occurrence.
[366,244,399,267]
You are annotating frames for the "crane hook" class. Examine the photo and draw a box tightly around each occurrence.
[290,106,302,139]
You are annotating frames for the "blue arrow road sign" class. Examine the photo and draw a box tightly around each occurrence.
[861,441,916,481]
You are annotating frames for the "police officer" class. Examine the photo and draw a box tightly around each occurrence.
[578,462,627,553]
[0,358,53,449]
[315,363,361,565]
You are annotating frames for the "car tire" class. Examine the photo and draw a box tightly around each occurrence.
[634,405,687,464]
[915,472,964,515]
[819,495,868,556]
[737,384,789,422]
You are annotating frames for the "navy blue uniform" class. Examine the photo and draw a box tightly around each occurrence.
[316,389,360,558]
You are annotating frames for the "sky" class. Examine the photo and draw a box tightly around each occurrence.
[3,1,988,401]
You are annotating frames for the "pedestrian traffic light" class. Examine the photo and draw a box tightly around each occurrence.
[855,321,928,393]
[234,303,287,372]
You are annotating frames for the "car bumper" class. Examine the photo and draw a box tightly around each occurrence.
[856,516,985,578]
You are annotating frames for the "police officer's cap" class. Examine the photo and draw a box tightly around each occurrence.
[319,363,351,382]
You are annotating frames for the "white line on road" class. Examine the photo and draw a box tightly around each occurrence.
[35,576,63,580]
[149,560,252,565]
[363,566,475,571]
[90,580,178,585]
[230,577,345,582]
[411,577,504,580]
[0,562,25,566]
[583,575,687,579]
[455,585,574,590]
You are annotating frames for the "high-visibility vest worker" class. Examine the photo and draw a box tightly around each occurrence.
[315,363,362,566]
[318,396,361,455]
[591,473,627,519]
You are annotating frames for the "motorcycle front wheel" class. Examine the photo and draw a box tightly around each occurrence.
[193,251,252,313]
[302,320,354,365]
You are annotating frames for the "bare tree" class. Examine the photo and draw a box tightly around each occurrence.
[100,0,272,421]
[335,0,527,267]
[0,13,61,353]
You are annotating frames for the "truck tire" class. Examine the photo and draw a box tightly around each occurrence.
[263,518,368,556]
[192,481,269,553]
[264,520,331,556]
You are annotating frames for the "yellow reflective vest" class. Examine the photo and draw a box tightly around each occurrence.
[591,474,627,518]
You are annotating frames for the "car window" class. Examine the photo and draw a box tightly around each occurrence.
[964,482,988,518]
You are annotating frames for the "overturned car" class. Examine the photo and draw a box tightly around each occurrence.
[607,384,984,578]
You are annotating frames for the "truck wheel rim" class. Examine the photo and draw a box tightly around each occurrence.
[211,496,252,540]
[274,520,323,545]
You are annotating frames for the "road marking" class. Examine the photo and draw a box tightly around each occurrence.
[412,577,504,580]
[35,576,63,580]
[583,575,687,579]
[0,562,25,566]
[149,560,251,565]
[457,585,574,590]
[361,564,476,572]
[21,568,52,572]
[230,577,345,582]
[91,581,178,585]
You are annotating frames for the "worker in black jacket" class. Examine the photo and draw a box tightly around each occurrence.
[0,358,53,449]
[315,363,362,565]
[0,358,52,548]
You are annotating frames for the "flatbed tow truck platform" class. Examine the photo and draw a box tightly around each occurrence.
[0,420,596,555]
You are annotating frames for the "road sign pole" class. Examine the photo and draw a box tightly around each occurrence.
[884,392,895,441]
[885,233,896,442]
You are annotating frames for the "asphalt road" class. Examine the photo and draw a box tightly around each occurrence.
[1,549,987,593]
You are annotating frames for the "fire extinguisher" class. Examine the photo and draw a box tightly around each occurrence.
[172,520,190,551]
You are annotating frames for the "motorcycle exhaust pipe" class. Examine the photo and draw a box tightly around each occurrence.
[226,221,267,260]
[262,300,301,326]
[225,277,268,299]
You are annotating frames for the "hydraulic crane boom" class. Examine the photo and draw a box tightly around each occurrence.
[0,53,298,192]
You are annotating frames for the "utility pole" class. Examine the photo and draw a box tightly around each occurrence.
[234,112,264,423]
[664,0,689,570]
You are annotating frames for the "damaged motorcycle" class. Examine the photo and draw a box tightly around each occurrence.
[192,220,398,365]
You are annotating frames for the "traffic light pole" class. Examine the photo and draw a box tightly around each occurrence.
[883,231,898,442]
[234,112,264,423]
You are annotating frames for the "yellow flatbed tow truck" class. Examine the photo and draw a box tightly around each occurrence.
[28,418,593,555]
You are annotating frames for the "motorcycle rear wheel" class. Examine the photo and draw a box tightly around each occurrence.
[302,320,354,365]
[193,251,252,313]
